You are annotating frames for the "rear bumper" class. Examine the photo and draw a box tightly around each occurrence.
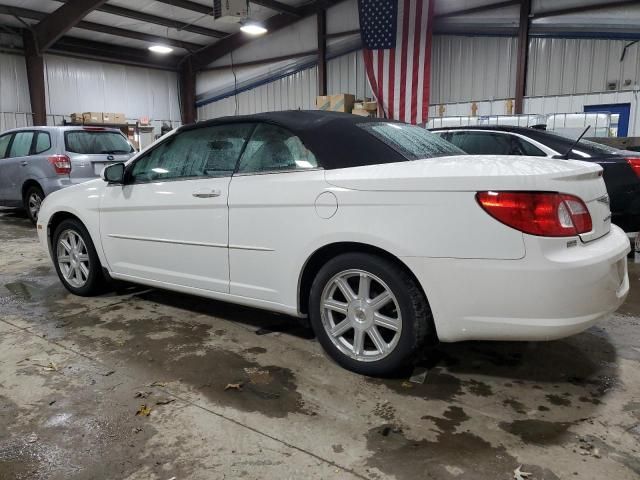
[404,225,631,342]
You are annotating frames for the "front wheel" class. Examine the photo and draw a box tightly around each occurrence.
[52,219,105,296]
[309,253,433,376]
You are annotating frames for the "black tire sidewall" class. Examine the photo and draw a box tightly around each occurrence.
[309,253,427,376]
[52,219,103,296]
[24,186,44,224]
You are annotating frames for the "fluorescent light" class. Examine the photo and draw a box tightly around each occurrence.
[240,21,267,35]
[148,45,173,54]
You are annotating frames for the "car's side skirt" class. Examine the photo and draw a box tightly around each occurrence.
[108,271,303,318]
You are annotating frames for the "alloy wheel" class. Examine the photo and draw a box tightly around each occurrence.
[28,192,42,221]
[320,269,402,362]
[56,229,91,288]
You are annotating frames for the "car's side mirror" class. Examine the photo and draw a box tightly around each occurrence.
[102,163,126,184]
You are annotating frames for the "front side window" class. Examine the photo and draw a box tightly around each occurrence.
[0,134,12,158]
[8,132,34,158]
[130,123,254,183]
[34,132,52,154]
[237,124,318,174]
[65,130,133,155]
[359,122,464,160]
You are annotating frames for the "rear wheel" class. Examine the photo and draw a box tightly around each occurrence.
[24,185,44,224]
[52,218,105,296]
[309,252,432,376]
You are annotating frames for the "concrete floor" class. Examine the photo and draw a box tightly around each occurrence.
[0,207,639,480]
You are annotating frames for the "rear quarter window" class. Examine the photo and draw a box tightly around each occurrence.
[34,132,52,154]
[358,122,464,160]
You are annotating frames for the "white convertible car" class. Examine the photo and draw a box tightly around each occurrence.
[37,111,630,375]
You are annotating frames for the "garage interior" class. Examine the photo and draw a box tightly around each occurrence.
[1,0,640,479]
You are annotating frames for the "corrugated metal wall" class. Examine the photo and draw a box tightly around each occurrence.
[197,49,374,121]
[0,52,32,131]
[527,38,640,97]
[430,35,518,104]
[44,55,181,122]
[197,66,318,119]
[326,49,373,101]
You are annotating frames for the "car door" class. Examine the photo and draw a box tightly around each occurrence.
[100,123,254,293]
[228,123,325,305]
[2,131,35,204]
[0,132,14,202]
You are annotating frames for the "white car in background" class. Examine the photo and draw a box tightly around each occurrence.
[36,111,630,376]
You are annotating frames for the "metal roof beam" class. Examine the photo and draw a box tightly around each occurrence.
[0,5,203,51]
[33,0,107,51]
[189,0,343,69]
[533,0,637,19]
[250,0,303,17]
[52,0,228,38]
[435,0,521,19]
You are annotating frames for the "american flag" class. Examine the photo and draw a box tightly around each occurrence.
[358,0,434,125]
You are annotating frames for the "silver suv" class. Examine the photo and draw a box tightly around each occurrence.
[0,126,135,223]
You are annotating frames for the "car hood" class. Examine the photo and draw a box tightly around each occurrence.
[325,154,604,197]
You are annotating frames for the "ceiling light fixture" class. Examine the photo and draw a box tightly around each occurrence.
[240,20,267,35]
[148,45,173,54]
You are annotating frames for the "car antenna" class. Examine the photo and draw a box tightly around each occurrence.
[560,126,590,159]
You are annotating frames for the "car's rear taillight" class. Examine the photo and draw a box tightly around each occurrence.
[627,157,640,178]
[48,154,71,175]
[476,191,592,237]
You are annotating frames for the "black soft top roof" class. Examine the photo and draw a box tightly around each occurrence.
[182,110,407,170]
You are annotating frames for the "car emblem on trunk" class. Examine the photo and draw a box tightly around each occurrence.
[107,155,114,161]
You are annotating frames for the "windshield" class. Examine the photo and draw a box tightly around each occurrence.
[358,122,464,160]
[65,130,133,155]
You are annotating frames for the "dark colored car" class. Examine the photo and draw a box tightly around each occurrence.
[431,125,640,248]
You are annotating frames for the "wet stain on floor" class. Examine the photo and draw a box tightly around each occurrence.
[499,419,573,445]
[49,310,312,418]
[366,406,560,480]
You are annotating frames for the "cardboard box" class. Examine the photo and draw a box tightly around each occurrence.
[316,96,331,111]
[361,101,377,112]
[102,112,115,124]
[113,113,126,124]
[352,108,374,117]
[330,94,355,113]
[70,113,83,124]
[82,112,103,124]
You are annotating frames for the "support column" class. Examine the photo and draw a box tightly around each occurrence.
[514,0,531,114]
[23,30,47,126]
[317,10,327,96]
[179,57,197,124]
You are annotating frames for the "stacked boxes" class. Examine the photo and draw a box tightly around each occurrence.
[70,112,127,125]
[315,94,356,113]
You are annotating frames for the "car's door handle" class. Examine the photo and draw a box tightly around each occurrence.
[192,189,222,198]
[20,161,28,166]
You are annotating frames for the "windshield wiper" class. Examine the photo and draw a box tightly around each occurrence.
[100,149,131,154]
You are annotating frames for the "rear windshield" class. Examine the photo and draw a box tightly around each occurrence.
[536,130,622,156]
[358,122,464,160]
[65,130,133,155]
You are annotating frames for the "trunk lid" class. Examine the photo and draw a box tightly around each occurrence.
[325,154,611,242]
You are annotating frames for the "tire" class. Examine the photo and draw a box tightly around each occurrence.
[52,218,105,296]
[309,252,432,376]
[24,185,44,225]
